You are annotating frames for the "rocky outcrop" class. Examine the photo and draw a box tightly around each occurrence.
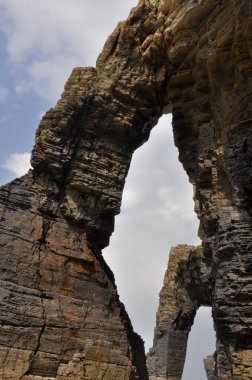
[1,0,252,378]
[161,0,252,378]
[0,2,164,378]
[147,245,211,380]
[0,172,148,379]
[204,356,217,380]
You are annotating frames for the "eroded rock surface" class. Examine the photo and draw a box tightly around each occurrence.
[0,2,164,378]
[161,0,252,378]
[204,356,217,380]
[1,0,252,379]
[147,245,211,380]
[0,172,147,379]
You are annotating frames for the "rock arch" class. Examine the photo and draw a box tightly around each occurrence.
[147,245,212,379]
[0,0,252,379]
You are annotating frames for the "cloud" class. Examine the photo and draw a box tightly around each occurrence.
[0,0,136,103]
[183,307,216,380]
[25,55,79,102]
[122,187,140,210]
[105,115,201,352]
[104,115,214,380]
[1,152,31,177]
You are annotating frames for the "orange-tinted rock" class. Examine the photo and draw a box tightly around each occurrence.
[0,173,147,379]
[1,0,252,379]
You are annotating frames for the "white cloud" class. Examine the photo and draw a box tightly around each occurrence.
[105,115,201,352]
[1,152,31,177]
[122,187,140,210]
[183,307,215,380]
[0,0,136,102]
[27,54,81,102]
[104,114,212,379]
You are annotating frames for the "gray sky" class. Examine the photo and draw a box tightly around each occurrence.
[0,1,215,378]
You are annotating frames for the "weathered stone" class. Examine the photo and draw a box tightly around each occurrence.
[147,245,211,379]
[0,174,147,379]
[0,2,164,378]
[1,0,252,378]
[204,355,217,380]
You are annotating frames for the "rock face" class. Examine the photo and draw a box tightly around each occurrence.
[204,356,217,380]
[159,0,252,378]
[0,0,252,379]
[0,175,147,379]
[0,3,164,377]
[147,245,211,380]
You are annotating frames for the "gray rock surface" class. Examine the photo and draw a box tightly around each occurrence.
[0,0,252,378]
[147,245,211,379]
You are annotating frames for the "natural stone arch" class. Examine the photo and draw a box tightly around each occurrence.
[0,0,252,379]
[0,3,166,379]
[147,245,212,380]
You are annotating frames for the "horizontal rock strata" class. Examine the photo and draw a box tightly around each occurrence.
[0,1,165,378]
[1,0,252,379]
[162,0,252,378]
[147,245,211,380]
[0,174,147,379]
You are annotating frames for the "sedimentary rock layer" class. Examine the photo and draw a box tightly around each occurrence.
[162,1,252,378]
[1,0,252,379]
[0,172,147,379]
[148,0,252,377]
[0,2,165,378]
[147,245,211,380]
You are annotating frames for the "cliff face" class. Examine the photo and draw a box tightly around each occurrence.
[0,0,252,379]
[0,3,163,379]
[148,0,252,378]
[161,1,252,378]
[147,245,211,380]
[0,173,147,379]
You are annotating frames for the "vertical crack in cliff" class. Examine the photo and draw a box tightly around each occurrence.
[24,218,49,376]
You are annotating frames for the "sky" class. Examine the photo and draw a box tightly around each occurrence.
[0,1,215,379]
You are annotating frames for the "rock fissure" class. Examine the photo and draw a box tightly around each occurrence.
[24,245,48,377]
[24,319,46,376]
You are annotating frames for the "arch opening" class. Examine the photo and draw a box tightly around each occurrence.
[104,114,201,352]
[182,307,216,380]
